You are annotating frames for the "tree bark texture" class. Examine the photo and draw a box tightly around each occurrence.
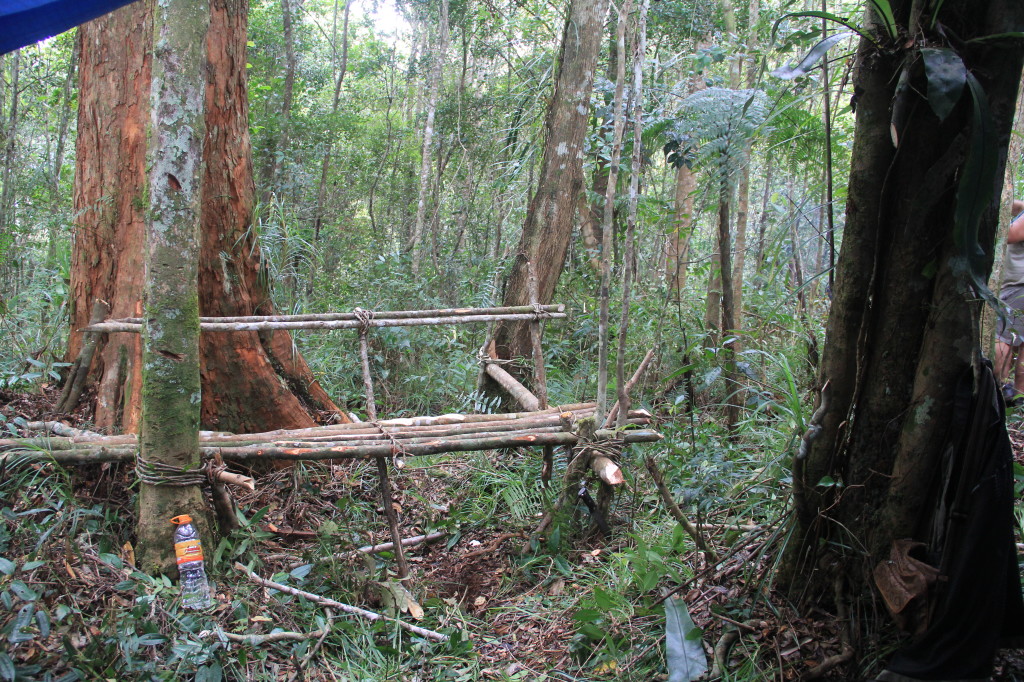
[784,0,1024,599]
[136,0,210,574]
[493,0,610,365]
[68,0,344,435]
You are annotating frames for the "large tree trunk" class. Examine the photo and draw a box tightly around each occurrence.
[68,0,344,435]
[783,0,1024,608]
[493,0,610,365]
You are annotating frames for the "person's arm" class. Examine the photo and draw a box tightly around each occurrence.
[1010,200,1024,243]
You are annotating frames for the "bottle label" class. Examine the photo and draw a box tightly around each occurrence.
[174,539,204,565]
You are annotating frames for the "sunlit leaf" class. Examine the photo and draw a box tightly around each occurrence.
[772,33,854,80]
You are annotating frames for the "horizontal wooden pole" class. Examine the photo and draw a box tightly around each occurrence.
[111,304,565,325]
[84,312,566,334]
[1,428,663,464]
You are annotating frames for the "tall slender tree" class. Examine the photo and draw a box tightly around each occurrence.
[492,0,610,366]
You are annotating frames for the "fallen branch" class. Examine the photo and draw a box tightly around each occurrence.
[205,628,328,646]
[285,531,448,570]
[644,456,717,561]
[483,362,540,412]
[461,532,524,560]
[233,562,448,642]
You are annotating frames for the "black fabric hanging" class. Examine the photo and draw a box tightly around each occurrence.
[878,361,1024,681]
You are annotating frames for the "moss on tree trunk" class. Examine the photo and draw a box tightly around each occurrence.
[136,0,211,575]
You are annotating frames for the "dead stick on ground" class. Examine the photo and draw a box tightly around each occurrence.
[644,455,717,561]
[288,609,333,682]
[205,628,327,646]
[286,531,448,570]
[461,532,524,561]
[232,563,448,642]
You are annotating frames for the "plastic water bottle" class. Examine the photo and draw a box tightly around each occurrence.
[170,514,211,610]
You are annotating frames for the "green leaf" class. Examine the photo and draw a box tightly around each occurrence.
[954,72,1001,311]
[867,0,898,39]
[289,564,313,580]
[665,597,707,682]
[920,48,967,122]
[0,652,14,682]
[196,662,223,682]
[0,558,14,575]
[771,11,875,45]
[35,609,50,637]
[966,32,1024,45]
[9,580,38,602]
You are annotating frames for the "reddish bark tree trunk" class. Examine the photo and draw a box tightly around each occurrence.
[68,0,344,434]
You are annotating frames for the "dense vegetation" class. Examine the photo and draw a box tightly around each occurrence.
[0,0,1021,680]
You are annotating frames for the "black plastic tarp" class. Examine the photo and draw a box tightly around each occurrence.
[0,0,138,54]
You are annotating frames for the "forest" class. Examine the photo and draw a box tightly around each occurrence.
[1,0,1023,679]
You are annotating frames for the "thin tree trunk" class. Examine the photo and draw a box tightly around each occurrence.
[718,177,740,434]
[756,153,773,271]
[666,163,696,295]
[313,0,351,243]
[492,0,611,370]
[409,0,449,276]
[616,0,649,427]
[597,0,630,423]
[0,51,20,230]
[46,41,79,271]
[136,0,210,574]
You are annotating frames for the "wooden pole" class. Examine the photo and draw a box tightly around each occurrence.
[359,325,411,585]
[84,311,566,334]
[1,429,664,464]
[112,303,565,324]
[483,362,541,411]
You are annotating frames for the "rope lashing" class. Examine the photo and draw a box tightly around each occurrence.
[135,454,208,487]
[354,307,375,331]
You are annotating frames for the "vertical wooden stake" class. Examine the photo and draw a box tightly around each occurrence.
[527,261,555,483]
[359,326,410,584]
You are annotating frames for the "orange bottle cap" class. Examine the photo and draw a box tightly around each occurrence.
[170,515,193,525]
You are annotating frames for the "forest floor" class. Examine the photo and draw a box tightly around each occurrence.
[1,387,1023,681]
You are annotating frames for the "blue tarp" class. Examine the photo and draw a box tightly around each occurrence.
[0,0,138,54]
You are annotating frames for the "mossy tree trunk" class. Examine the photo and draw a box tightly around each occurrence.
[136,0,210,575]
[782,0,1024,605]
